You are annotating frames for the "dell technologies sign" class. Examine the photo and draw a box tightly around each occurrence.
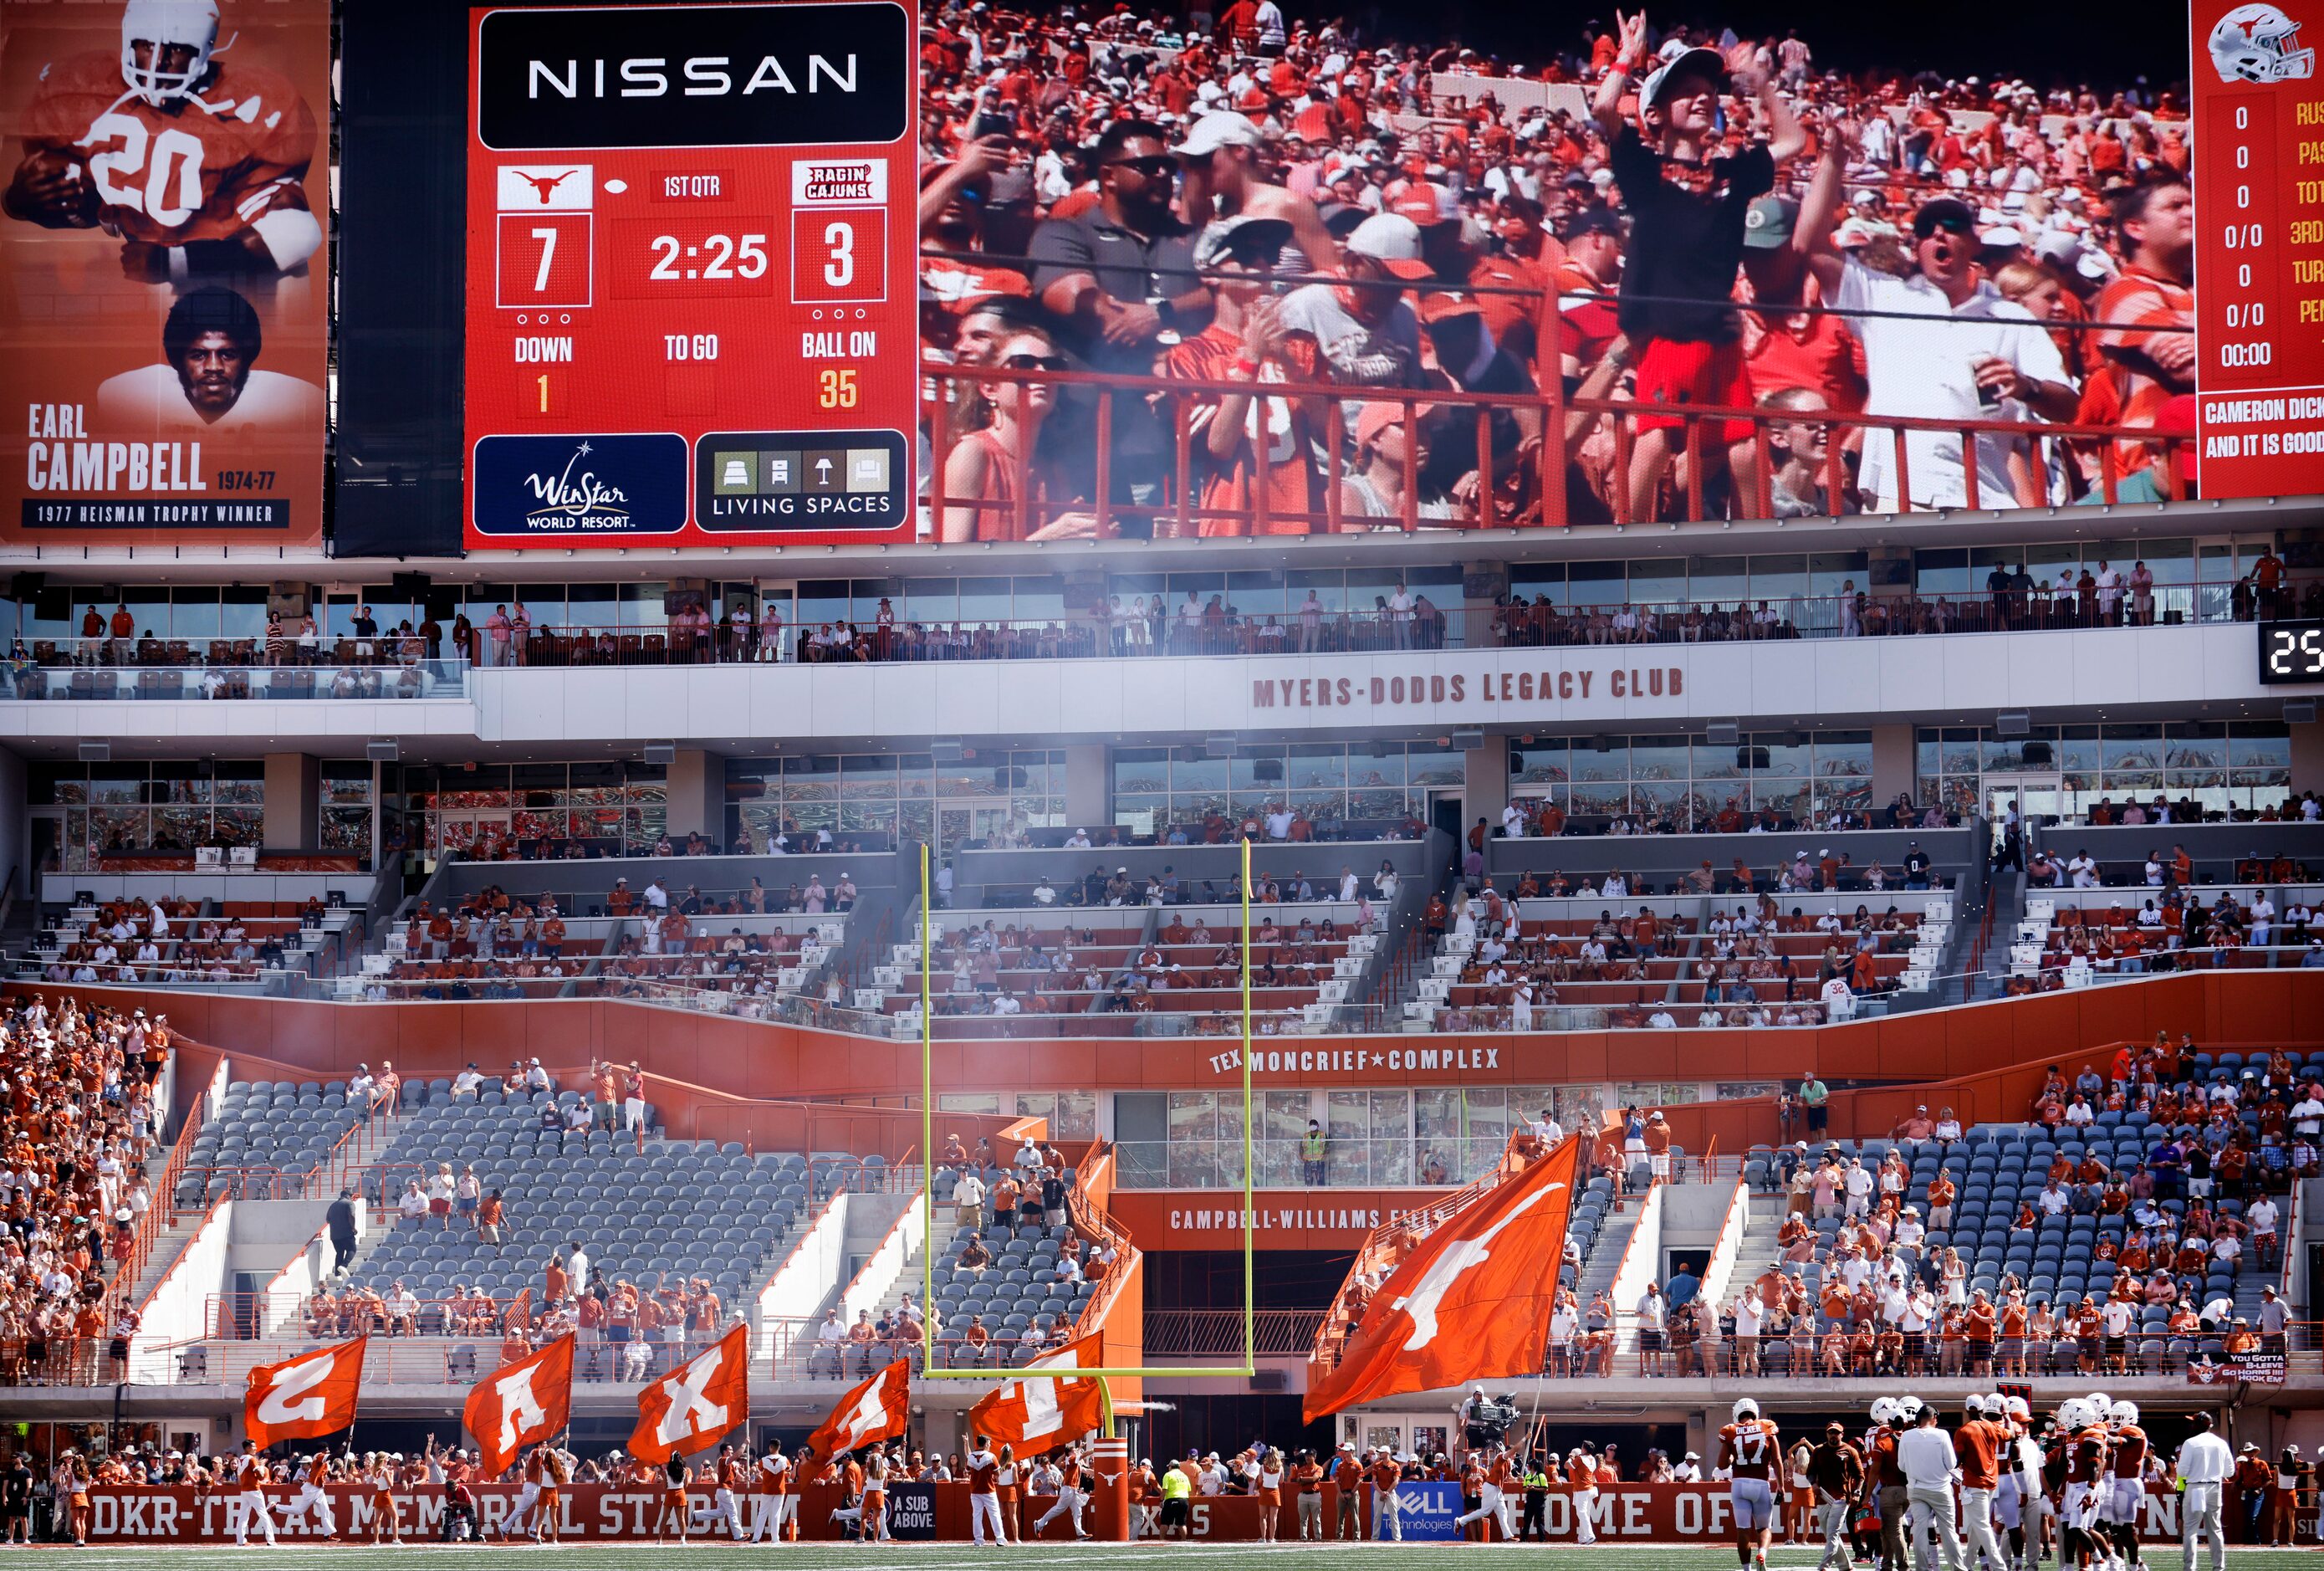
[470,433,688,536]
[476,3,913,151]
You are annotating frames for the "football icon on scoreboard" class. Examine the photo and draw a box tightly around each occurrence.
[497,164,595,211]
[2210,3,2316,83]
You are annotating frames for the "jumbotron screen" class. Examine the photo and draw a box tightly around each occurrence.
[462,1,915,547]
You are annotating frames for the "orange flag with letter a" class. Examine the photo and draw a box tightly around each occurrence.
[806,1357,912,1460]
[965,1334,1106,1450]
[629,1323,751,1463]
[245,1336,366,1448]
[463,1333,574,1476]
[1303,1136,1578,1421]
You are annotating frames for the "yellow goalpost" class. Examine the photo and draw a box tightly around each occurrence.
[917,837,1256,1387]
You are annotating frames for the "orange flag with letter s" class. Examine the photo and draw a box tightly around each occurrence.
[244,1336,366,1448]
[629,1323,752,1463]
[965,1334,1106,1450]
[1303,1137,1579,1421]
[463,1333,575,1476]
[805,1356,912,1460]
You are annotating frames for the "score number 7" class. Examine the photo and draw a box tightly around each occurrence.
[497,212,589,308]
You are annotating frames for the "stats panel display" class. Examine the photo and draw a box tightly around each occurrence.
[2192,0,2324,498]
[463,2,914,547]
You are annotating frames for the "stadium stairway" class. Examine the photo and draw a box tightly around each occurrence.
[1578,1190,1643,1302]
[1716,1192,1791,1299]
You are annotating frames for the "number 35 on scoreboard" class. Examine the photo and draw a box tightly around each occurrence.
[789,209,887,306]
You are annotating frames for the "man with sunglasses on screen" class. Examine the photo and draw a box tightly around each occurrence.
[1802,117,2077,515]
[1028,118,1213,530]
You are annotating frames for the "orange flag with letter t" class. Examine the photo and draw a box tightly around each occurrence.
[463,1333,574,1476]
[965,1334,1106,1450]
[1303,1136,1578,1421]
[244,1336,366,1448]
[806,1357,912,1460]
[629,1323,751,1462]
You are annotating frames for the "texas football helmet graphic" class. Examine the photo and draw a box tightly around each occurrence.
[2211,3,2317,83]
[120,0,222,106]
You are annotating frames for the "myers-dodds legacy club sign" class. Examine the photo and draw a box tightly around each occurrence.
[1249,663,1685,711]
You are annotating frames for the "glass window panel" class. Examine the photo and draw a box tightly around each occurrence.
[1688,555,1748,605]
[1414,1087,1462,1140]
[566,584,616,629]
[1167,1092,1218,1142]
[1746,554,1807,601]
[1625,560,1688,607]
[1807,551,1869,597]
[1571,739,1626,783]
[902,578,958,620]
[958,576,1013,621]
[782,755,840,800]
[1349,748,1407,791]
[1010,576,1067,620]
[1170,755,1227,795]
[1913,548,1970,596]
[1629,735,1689,784]
[2229,725,2292,767]
[1811,733,1874,778]
[168,589,222,639]
[1569,560,1624,607]
[2102,725,2167,770]
[1288,746,1346,790]
[1511,740,1566,784]
[1753,734,1811,775]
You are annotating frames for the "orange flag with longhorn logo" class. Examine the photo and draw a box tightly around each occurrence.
[805,1357,912,1460]
[629,1323,752,1463]
[244,1336,367,1448]
[965,1334,1106,1450]
[463,1333,575,1476]
[1303,1136,1579,1421]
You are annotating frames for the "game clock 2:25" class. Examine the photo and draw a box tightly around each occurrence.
[611,218,777,299]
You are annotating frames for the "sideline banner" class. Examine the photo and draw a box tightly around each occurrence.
[0,0,329,545]
[78,1480,2278,1543]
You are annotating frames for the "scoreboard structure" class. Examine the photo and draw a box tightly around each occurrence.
[463,1,915,547]
[2192,0,2324,498]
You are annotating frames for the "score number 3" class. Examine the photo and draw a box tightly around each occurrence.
[791,209,886,306]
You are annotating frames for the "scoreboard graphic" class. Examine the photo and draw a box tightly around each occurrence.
[462,1,915,546]
[2192,0,2324,498]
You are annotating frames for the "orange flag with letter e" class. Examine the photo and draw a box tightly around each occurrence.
[463,1333,575,1476]
[965,1334,1106,1449]
[805,1357,912,1460]
[629,1323,751,1462]
[244,1336,366,1448]
[1303,1137,1578,1420]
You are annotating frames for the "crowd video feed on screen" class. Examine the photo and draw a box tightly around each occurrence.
[0,0,329,546]
[907,2,2237,541]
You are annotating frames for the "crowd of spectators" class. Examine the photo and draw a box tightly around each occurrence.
[1621,1041,2299,1382]
[0,997,171,1385]
[23,896,308,987]
[916,1,2193,535]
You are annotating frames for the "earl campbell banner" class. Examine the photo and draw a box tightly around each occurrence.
[72,1481,2282,1543]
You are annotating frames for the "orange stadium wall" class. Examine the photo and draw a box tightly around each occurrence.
[20,970,2319,1143]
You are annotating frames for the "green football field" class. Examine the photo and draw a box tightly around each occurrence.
[52,1547,2324,1568]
